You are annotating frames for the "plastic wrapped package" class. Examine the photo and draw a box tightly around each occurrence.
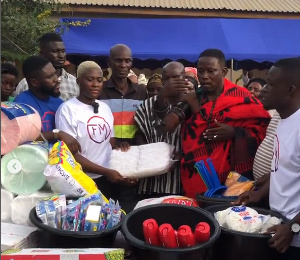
[11,191,54,226]
[134,195,198,210]
[1,189,14,223]
[223,171,254,197]
[1,102,41,155]
[1,142,48,195]
[109,142,174,178]
[44,141,98,197]
[214,206,281,234]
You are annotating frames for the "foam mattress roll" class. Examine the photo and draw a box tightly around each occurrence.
[1,142,49,195]
[1,102,41,155]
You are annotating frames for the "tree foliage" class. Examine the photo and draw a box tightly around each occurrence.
[1,0,90,61]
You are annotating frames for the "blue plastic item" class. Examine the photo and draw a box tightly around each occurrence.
[194,159,227,197]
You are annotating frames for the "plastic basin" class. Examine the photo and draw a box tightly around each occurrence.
[196,194,235,208]
[204,204,284,260]
[29,207,123,248]
[121,204,221,260]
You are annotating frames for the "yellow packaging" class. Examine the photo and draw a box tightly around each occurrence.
[44,141,98,197]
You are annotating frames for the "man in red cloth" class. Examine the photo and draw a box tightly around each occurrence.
[156,49,270,199]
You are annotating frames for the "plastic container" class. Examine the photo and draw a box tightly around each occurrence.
[196,194,235,208]
[29,207,123,248]
[121,204,221,260]
[204,204,284,260]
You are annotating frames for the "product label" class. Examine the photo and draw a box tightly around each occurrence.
[1,102,35,120]
[231,206,246,212]
[24,141,49,152]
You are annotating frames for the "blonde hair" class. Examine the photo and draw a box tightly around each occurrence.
[77,61,102,78]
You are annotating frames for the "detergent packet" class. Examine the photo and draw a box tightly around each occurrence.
[44,141,98,197]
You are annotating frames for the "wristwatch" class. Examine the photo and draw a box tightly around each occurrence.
[53,129,60,140]
[291,223,300,234]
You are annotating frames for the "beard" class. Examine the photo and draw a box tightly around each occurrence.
[40,83,60,98]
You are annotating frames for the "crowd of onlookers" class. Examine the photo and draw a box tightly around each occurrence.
[1,32,300,259]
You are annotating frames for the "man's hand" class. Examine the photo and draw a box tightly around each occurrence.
[267,224,294,253]
[203,120,234,141]
[255,173,270,188]
[161,78,192,99]
[58,131,81,154]
[233,190,263,206]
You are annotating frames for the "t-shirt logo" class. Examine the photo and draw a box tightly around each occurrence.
[42,111,56,131]
[87,116,111,143]
[271,134,280,173]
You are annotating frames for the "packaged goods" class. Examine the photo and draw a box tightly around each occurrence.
[1,102,41,155]
[223,172,254,197]
[214,206,282,233]
[143,220,211,248]
[1,189,14,223]
[109,142,174,178]
[44,141,98,197]
[143,219,161,246]
[11,191,53,226]
[134,195,198,210]
[1,222,38,251]
[1,142,48,195]
[35,192,122,232]
[1,248,125,260]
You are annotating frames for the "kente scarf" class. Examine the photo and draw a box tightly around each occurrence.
[181,79,270,199]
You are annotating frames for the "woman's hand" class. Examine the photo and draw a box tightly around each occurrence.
[106,169,126,183]
[58,131,81,154]
[203,120,234,141]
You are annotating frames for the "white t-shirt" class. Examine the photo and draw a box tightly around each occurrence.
[270,108,300,247]
[55,98,114,179]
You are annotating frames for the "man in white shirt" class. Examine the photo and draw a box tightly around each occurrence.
[15,33,79,101]
[235,58,300,259]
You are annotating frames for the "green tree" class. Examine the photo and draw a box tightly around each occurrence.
[1,0,90,61]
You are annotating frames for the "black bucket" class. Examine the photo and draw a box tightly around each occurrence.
[196,194,235,208]
[29,207,123,248]
[205,204,283,260]
[121,204,221,260]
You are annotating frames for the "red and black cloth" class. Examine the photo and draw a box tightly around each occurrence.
[181,79,270,199]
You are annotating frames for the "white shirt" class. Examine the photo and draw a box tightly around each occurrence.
[55,98,114,179]
[15,69,79,101]
[270,108,300,247]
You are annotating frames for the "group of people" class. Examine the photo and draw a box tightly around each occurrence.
[1,32,299,259]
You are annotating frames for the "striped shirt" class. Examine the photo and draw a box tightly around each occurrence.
[99,78,147,144]
[253,110,281,180]
[15,69,79,101]
[134,96,182,195]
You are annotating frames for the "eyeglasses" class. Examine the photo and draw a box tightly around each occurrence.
[1,80,16,89]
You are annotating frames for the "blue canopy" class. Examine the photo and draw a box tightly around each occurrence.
[60,18,300,63]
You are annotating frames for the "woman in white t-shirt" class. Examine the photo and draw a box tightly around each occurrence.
[55,61,135,198]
